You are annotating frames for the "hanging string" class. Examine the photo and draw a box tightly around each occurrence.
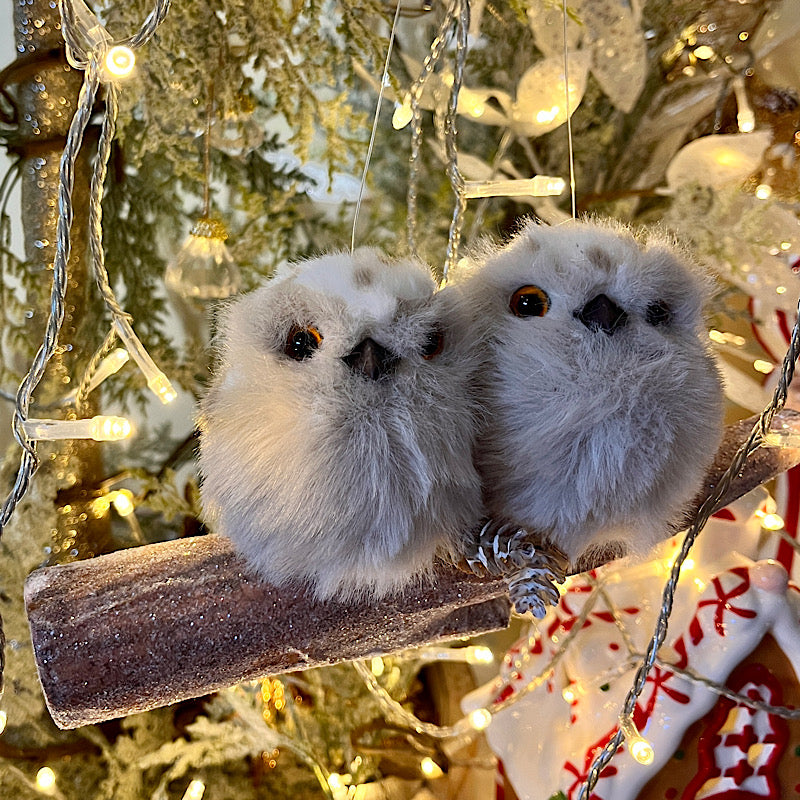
[562,0,576,219]
[351,0,404,253]
[580,295,800,799]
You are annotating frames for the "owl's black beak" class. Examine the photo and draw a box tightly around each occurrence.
[574,293,628,335]
[343,337,399,380]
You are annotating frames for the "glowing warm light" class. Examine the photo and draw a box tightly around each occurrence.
[104,45,136,78]
[148,372,179,404]
[0,710,6,734]
[535,105,560,124]
[114,317,177,404]
[22,415,132,442]
[111,489,135,517]
[468,708,492,730]
[420,757,443,778]
[392,98,413,129]
[753,359,774,374]
[708,329,746,347]
[464,176,565,199]
[620,716,655,765]
[90,495,112,517]
[755,183,773,200]
[562,686,577,703]
[693,45,715,60]
[683,558,696,571]
[36,767,56,794]
[327,773,345,791]
[466,646,494,665]
[777,286,787,295]
[781,241,792,250]
[467,100,485,118]
[761,513,785,531]
[370,656,385,677]
[182,779,206,800]
[630,736,655,765]
[94,416,132,441]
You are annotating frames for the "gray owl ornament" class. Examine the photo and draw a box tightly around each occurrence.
[199,248,483,600]
[453,218,725,595]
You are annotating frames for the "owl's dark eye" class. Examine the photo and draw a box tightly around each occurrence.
[421,328,445,360]
[284,324,323,361]
[509,285,550,318]
[645,301,672,327]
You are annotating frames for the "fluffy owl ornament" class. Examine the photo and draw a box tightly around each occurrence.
[198,248,483,600]
[453,219,724,601]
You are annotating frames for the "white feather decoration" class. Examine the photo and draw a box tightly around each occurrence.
[451,218,725,567]
[199,248,483,599]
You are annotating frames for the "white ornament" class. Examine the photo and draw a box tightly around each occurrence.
[452,219,724,567]
[199,248,483,600]
[463,493,800,800]
[665,132,772,190]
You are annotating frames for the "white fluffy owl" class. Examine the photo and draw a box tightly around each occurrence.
[452,219,724,567]
[198,248,483,599]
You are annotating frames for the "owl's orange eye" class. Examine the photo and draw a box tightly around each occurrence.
[285,324,323,361]
[421,328,445,360]
[509,285,550,318]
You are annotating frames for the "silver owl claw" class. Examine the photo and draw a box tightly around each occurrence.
[465,521,568,618]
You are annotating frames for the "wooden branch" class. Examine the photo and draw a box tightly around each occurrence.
[24,411,800,730]
[25,540,510,730]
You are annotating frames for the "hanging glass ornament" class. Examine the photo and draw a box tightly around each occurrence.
[164,218,241,355]
[164,218,241,301]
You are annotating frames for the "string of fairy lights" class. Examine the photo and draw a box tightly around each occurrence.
[2,0,800,798]
[0,0,175,544]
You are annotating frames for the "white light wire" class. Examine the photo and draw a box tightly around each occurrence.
[441,0,469,281]
[406,0,463,259]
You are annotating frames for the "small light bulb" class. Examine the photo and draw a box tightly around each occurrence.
[683,558,695,571]
[392,98,413,130]
[111,489,135,517]
[630,736,655,765]
[562,686,577,704]
[104,45,136,78]
[92,416,132,441]
[370,656,385,677]
[755,183,773,200]
[761,513,785,531]
[0,710,6,733]
[466,646,494,665]
[468,708,492,731]
[420,757,443,779]
[620,715,655,766]
[693,45,715,60]
[36,767,56,794]
[90,495,111,517]
[148,373,178,404]
[327,773,345,791]
[754,359,774,374]
[182,779,206,800]
[114,317,178,405]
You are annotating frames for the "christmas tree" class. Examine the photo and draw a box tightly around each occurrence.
[1,1,800,798]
